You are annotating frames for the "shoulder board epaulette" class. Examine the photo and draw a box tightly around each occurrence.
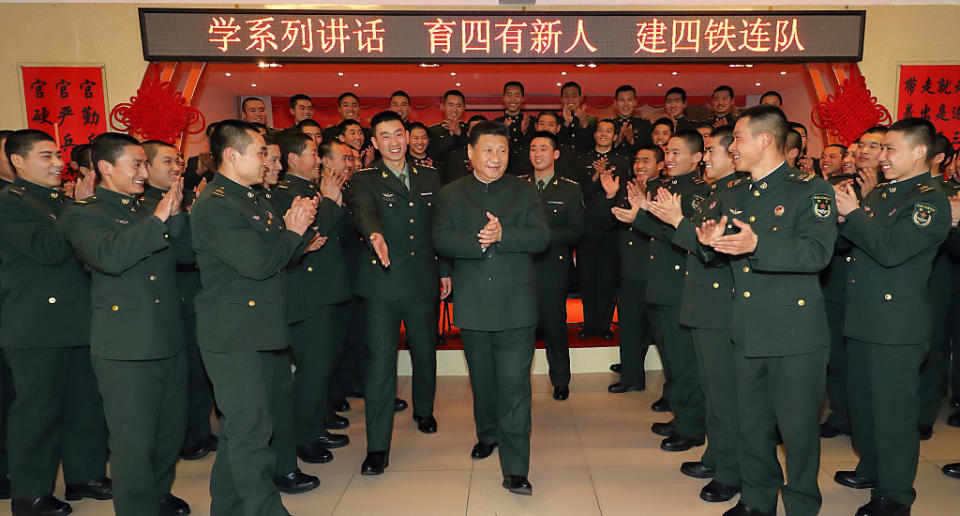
[357,167,377,174]
[560,176,578,185]
[917,184,935,194]
[789,172,816,182]
[727,178,745,188]
[73,196,98,205]
[876,181,891,189]
[7,186,24,196]
[691,176,705,184]
[517,174,531,182]
[276,184,289,190]
[210,188,225,198]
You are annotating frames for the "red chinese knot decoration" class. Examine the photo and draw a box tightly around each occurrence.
[812,70,891,146]
[109,77,205,143]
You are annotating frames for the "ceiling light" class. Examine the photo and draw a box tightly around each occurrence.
[561,71,567,76]
[576,63,585,68]
[556,82,562,86]
[671,71,678,75]
[338,72,344,76]
[657,83,663,87]
[419,63,440,68]
[450,72,456,76]
[780,71,787,75]
[251,83,256,87]
[353,83,359,87]
[755,82,761,86]
[587,63,597,68]
[224,73,231,77]
[745,64,754,68]
[455,82,461,86]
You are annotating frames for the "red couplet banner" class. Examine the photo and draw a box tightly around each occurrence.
[897,64,960,145]
[21,66,108,175]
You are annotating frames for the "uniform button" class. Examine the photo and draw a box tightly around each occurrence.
[371,260,377,265]
[149,275,157,281]
[164,233,169,239]
[674,265,680,270]
[154,298,160,304]
[628,241,634,246]
[410,251,415,256]
[558,255,564,260]
[742,266,750,273]
[753,190,760,197]
[409,202,415,207]
[712,282,719,288]
[684,271,689,276]
[749,215,756,222]
[628,227,633,232]
[112,305,119,311]
[649,255,654,260]
[48,297,56,304]
[409,235,415,240]
[649,237,654,242]
[884,293,892,300]
[488,277,493,282]
[409,218,415,223]
[248,300,256,307]
[797,299,805,306]
[307,266,314,272]
[772,226,778,231]
[743,291,751,298]
[850,279,856,284]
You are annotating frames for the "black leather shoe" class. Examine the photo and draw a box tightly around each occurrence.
[65,477,112,500]
[722,502,774,516]
[601,330,614,341]
[680,461,714,479]
[296,442,333,464]
[179,437,215,461]
[943,462,960,478]
[609,363,622,373]
[608,382,643,393]
[918,425,932,441]
[11,496,72,516]
[394,398,408,412]
[0,475,10,500]
[275,469,320,494]
[333,397,351,412]
[651,397,670,412]
[315,431,350,449]
[324,413,349,430]
[471,442,497,459]
[159,493,190,516]
[947,411,960,428]
[820,422,849,438]
[660,434,704,452]
[553,385,569,401]
[413,414,438,434]
[502,476,533,495]
[700,480,740,502]
[361,451,389,475]
[855,496,911,516]
[577,328,594,339]
[834,470,877,489]
[651,422,675,437]
[346,387,365,399]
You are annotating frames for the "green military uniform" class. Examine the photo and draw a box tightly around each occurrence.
[433,173,550,477]
[271,174,348,448]
[521,173,583,388]
[495,112,535,177]
[705,163,836,515]
[707,113,737,129]
[191,174,312,516]
[918,177,960,429]
[60,185,190,516]
[842,174,950,507]
[632,171,710,441]
[820,172,859,436]
[672,175,743,489]
[558,114,598,158]
[440,146,472,186]
[0,178,107,501]
[0,176,14,493]
[428,122,467,172]
[573,149,628,337]
[349,161,446,453]
[611,115,653,160]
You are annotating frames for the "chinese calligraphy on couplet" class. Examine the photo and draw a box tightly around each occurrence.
[898,65,960,144]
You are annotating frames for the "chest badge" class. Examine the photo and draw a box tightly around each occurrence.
[774,205,784,217]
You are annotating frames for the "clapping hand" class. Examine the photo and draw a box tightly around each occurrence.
[477,211,502,249]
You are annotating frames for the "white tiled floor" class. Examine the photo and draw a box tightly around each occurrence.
[7,371,960,515]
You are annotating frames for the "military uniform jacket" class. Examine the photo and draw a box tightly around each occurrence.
[574,148,630,238]
[349,161,448,301]
[603,175,662,282]
[59,186,186,360]
[672,175,740,329]
[428,122,468,171]
[323,124,373,151]
[612,115,653,159]
[841,173,950,345]
[433,174,550,331]
[190,174,311,353]
[520,174,584,289]
[702,163,837,357]
[141,186,202,315]
[0,178,91,349]
[558,115,598,157]
[927,178,960,307]
[272,174,349,323]
[495,112,535,177]
[440,146,472,186]
[707,113,737,129]
[632,171,710,306]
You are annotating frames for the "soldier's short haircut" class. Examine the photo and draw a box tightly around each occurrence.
[889,117,938,162]
[319,140,347,162]
[468,115,488,125]
[337,118,364,136]
[70,143,90,166]
[263,134,278,148]
[210,119,258,169]
[4,129,55,164]
[615,84,637,98]
[298,119,322,130]
[529,131,560,151]
[289,94,312,109]
[862,125,888,138]
[760,91,783,105]
[674,129,705,155]
[560,81,582,96]
[408,122,429,135]
[503,81,525,96]
[738,104,789,153]
[241,97,265,111]
[824,143,848,155]
[789,121,807,134]
[713,85,734,98]
[250,122,269,134]
[468,121,509,147]
[710,126,734,151]
[390,90,411,102]
[442,89,466,104]
[338,92,359,105]
[91,132,142,177]
[597,119,617,131]
[932,133,954,172]
[785,130,803,156]
[652,117,675,135]
[536,110,560,125]
[665,87,687,102]
[277,129,312,172]
[636,144,665,163]
[205,121,220,139]
[142,140,176,164]
[369,110,404,134]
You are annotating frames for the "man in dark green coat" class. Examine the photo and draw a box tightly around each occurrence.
[427,90,468,172]
[60,133,192,516]
[644,126,742,503]
[271,132,350,463]
[191,120,319,516]
[520,131,584,400]
[351,111,450,475]
[624,131,710,453]
[696,105,837,516]
[0,129,109,516]
[433,121,550,496]
[833,118,950,516]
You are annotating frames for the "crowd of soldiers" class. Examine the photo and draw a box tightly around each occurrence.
[0,79,958,516]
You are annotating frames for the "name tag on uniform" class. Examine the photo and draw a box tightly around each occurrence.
[547,201,565,205]
[420,192,433,196]
[115,218,130,225]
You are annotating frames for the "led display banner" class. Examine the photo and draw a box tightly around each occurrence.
[139,9,865,63]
